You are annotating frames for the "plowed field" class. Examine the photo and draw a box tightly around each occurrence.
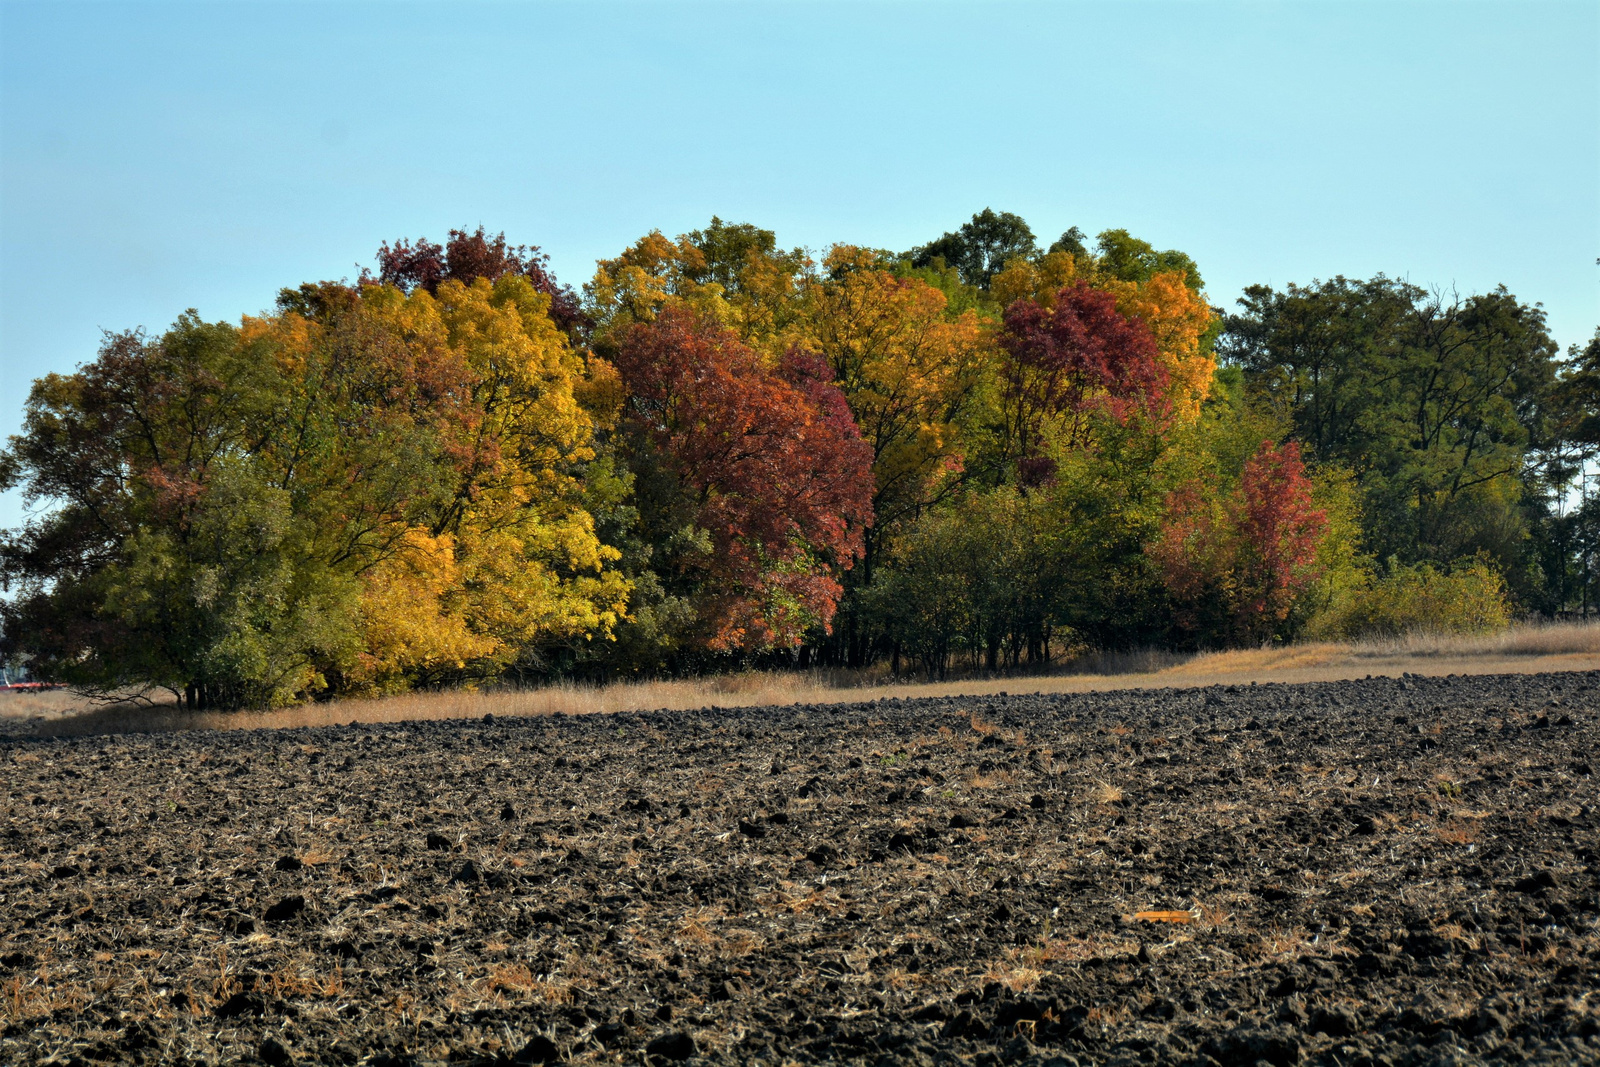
[2,671,1597,1066]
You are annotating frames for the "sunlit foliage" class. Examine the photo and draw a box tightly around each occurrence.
[2,212,1575,699]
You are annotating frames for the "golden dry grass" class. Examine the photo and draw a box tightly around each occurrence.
[12,618,1600,736]
[0,688,84,720]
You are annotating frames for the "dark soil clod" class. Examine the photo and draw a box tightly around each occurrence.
[261,895,306,923]
[214,992,266,1019]
[258,1036,293,1066]
[805,843,840,866]
[512,1033,559,1064]
[644,1031,698,1062]
[1513,869,1561,894]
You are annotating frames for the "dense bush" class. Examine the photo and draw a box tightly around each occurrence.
[1310,558,1512,639]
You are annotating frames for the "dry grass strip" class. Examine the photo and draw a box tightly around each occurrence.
[11,620,1600,736]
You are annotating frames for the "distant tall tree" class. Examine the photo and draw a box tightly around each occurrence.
[1551,328,1600,452]
[907,208,1039,289]
[1093,228,1205,290]
[1048,226,1090,260]
[680,216,807,297]
[1521,327,1600,615]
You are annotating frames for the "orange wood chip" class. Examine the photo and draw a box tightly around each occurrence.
[1133,910,1194,923]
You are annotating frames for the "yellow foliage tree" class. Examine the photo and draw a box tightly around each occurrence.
[988,250,1080,310]
[585,224,808,350]
[428,276,631,654]
[585,231,727,331]
[352,529,498,694]
[791,247,990,560]
[250,276,630,693]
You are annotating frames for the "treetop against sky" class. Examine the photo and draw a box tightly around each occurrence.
[1,0,1596,530]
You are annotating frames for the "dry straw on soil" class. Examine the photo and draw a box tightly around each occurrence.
[10,619,1600,737]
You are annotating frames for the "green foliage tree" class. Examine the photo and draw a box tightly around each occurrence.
[0,317,362,706]
[1551,329,1600,449]
[1092,228,1205,290]
[1048,226,1090,261]
[906,208,1040,290]
[1221,277,1560,593]
[864,504,979,678]
[681,216,806,297]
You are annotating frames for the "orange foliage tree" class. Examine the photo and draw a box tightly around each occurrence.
[1103,270,1216,422]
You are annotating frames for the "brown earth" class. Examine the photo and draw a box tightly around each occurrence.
[1,671,1596,1066]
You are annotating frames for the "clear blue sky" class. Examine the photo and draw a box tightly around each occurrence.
[2,0,1597,527]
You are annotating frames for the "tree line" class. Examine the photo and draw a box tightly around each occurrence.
[1,213,1589,706]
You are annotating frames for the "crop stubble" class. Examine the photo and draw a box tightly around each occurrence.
[1,672,1596,1066]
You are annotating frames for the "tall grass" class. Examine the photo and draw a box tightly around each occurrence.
[1347,618,1600,658]
[12,619,1600,737]
[12,673,869,737]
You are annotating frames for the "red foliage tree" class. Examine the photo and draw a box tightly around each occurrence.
[997,281,1168,483]
[372,226,586,335]
[612,307,874,650]
[1149,482,1221,615]
[1152,439,1326,645]
[1235,439,1325,629]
